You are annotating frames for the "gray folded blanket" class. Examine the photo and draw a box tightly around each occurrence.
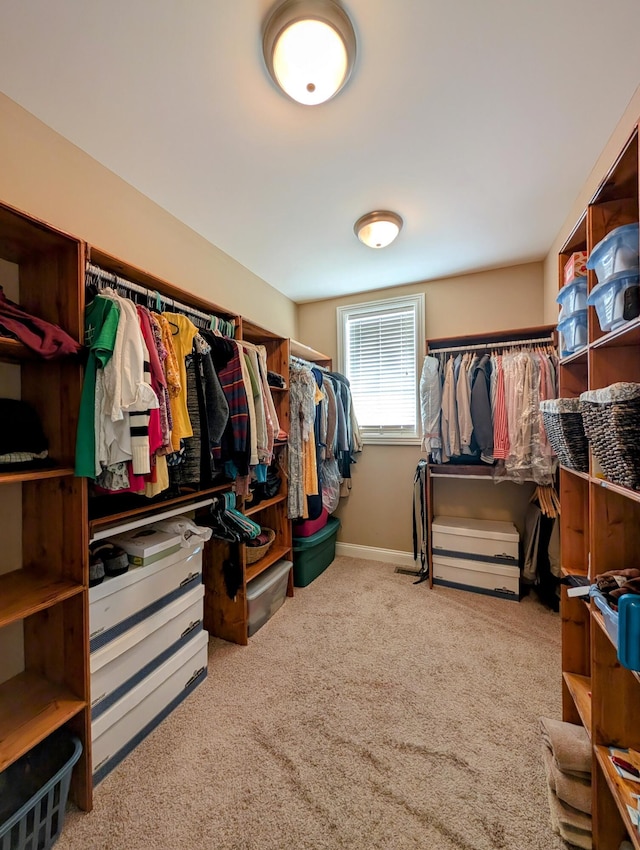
[540,716,591,778]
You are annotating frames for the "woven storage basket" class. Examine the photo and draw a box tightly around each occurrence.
[246,528,275,564]
[539,398,589,472]
[579,382,640,490]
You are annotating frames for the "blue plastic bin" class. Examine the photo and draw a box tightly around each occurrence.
[618,593,640,672]
[0,730,82,850]
[587,269,640,332]
[556,276,587,320]
[587,222,639,284]
[557,310,587,358]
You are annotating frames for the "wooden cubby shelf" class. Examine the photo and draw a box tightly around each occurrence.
[558,122,640,848]
[244,492,287,517]
[0,671,85,772]
[245,545,292,584]
[559,465,590,482]
[562,672,592,732]
[0,466,75,485]
[594,746,640,850]
[0,337,37,363]
[89,482,233,537]
[0,570,84,629]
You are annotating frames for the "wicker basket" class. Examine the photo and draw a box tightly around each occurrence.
[539,398,589,472]
[579,382,640,490]
[246,528,276,564]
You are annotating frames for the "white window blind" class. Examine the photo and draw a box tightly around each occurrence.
[338,294,424,444]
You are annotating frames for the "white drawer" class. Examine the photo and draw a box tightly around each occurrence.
[89,547,202,650]
[432,554,520,600]
[432,516,519,564]
[90,583,205,719]
[92,629,209,784]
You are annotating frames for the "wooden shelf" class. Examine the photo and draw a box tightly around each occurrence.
[89,482,232,536]
[559,347,588,366]
[591,316,640,350]
[0,465,74,485]
[0,337,37,363]
[428,464,494,478]
[246,545,292,583]
[244,493,287,517]
[593,609,618,651]
[591,475,640,504]
[595,746,640,850]
[559,464,590,482]
[0,671,85,772]
[563,672,592,732]
[0,570,84,629]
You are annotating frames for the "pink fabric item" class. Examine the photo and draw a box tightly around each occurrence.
[492,355,510,460]
[293,507,329,538]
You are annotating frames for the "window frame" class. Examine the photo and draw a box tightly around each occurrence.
[337,293,425,446]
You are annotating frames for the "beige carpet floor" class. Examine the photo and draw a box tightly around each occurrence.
[58,556,564,850]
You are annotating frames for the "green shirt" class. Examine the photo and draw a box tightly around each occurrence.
[75,296,120,477]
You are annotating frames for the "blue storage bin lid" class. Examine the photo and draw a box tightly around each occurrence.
[556,276,587,304]
[586,223,639,269]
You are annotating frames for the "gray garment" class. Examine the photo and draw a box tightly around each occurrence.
[470,353,493,458]
[201,347,229,445]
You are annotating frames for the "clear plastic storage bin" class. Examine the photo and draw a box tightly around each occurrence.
[557,310,587,357]
[587,269,640,332]
[587,223,639,284]
[556,276,587,320]
[246,559,292,636]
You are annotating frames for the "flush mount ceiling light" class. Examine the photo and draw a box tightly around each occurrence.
[354,211,404,249]
[262,0,357,105]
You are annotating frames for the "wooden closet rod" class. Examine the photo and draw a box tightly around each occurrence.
[428,335,554,355]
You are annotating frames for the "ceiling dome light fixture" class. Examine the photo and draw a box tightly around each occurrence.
[354,211,404,249]
[262,0,357,105]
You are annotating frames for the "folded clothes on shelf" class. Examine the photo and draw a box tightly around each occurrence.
[540,717,591,779]
[542,745,591,814]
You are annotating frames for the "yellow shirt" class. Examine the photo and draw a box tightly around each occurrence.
[162,313,198,451]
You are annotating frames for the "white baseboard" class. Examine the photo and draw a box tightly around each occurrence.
[335,542,418,569]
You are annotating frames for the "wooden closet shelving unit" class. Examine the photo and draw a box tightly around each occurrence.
[0,207,307,810]
[558,124,640,849]
[206,318,293,644]
[422,325,556,588]
[0,202,91,809]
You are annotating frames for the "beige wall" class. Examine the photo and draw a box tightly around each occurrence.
[0,93,297,338]
[543,84,640,322]
[297,263,544,552]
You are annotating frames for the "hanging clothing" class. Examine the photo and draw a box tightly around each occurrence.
[420,355,442,463]
[75,295,120,477]
[163,312,198,452]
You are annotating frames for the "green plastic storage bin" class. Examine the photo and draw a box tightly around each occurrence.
[292,516,340,587]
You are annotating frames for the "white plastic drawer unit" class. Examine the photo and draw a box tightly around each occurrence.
[89,546,203,652]
[432,555,520,601]
[431,516,519,564]
[92,628,209,785]
[90,583,205,720]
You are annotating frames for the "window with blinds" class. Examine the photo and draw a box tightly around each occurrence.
[337,294,424,444]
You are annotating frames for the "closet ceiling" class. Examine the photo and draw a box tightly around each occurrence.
[0,2,639,303]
